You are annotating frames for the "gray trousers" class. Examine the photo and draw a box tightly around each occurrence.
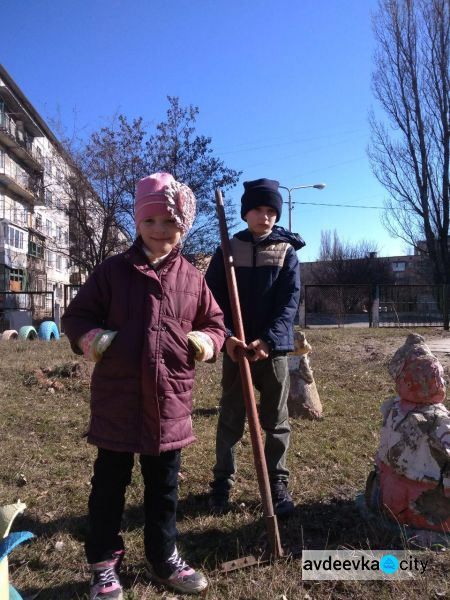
[212,352,290,491]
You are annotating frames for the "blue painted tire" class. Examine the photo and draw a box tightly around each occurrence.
[18,326,38,340]
[9,584,24,600]
[38,321,60,341]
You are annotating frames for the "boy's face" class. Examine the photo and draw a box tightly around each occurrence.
[245,205,277,236]
[138,214,182,257]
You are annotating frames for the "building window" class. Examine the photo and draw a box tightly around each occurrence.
[35,213,43,230]
[17,206,28,227]
[46,219,52,236]
[45,189,53,207]
[392,262,406,272]
[47,250,55,269]
[0,264,8,291]
[28,239,44,258]
[0,149,4,169]
[44,157,52,175]
[3,223,24,249]
[56,254,62,271]
[10,268,24,292]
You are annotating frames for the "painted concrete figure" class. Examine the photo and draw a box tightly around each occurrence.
[367,334,450,531]
[287,331,322,419]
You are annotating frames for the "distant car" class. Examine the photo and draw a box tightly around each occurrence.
[379,305,388,312]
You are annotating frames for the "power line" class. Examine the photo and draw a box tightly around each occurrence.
[292,201,415,212]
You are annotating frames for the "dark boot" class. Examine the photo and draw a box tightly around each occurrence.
[271,481,294,517]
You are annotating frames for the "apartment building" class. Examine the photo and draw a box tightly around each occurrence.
[0,65,71,324]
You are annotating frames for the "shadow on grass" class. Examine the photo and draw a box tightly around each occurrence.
[178,496,404,568]
[14,496,403,575]
[19,581,87,600]
[192,406,219,417]
[14,513,88,542]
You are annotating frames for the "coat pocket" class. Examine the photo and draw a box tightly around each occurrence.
[160,316,195,374]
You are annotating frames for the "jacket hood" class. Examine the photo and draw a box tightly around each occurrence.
[235,225,305,251]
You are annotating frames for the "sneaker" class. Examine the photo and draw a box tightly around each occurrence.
[208,490,230,515]
[89,550,124,600]
[271,481,295,517]
[147,547,208,594]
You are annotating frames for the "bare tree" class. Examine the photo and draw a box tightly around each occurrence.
[42,116,140,274]
[369,0,450,286]
[145,97,241,256]
[315,229,394,285]
[54,99,240,272]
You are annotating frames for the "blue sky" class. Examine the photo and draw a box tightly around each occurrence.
[1,0,408,261]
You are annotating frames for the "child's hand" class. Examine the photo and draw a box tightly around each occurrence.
[246,339,270,362]
[78,328,118,362]
[225,336,247,362]
[187,331,215,362]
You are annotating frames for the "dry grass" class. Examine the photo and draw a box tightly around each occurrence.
[1,328,450,599]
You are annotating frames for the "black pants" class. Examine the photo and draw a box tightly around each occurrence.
[85,447,181,564]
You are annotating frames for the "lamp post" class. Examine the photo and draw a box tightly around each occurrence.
[279,183,326,231]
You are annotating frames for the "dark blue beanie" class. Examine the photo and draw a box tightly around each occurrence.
[240,178,283,222]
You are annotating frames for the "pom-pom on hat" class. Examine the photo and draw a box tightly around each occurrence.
[135,172,196,233]
[240,178,283,222]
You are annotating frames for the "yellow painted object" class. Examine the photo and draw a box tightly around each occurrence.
[0,501,27,599]
[0,557,8,599]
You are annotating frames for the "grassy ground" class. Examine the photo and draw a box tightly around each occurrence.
[1,328,450,599]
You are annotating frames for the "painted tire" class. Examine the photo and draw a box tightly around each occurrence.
[38,320,60,341]
[1,329,18,340]
[18,326,38,340]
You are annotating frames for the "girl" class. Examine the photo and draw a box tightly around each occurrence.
[62,173,226,599]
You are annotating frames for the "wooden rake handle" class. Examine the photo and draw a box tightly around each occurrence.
[215,189,283,558]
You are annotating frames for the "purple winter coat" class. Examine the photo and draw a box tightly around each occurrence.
[62,239,226,455]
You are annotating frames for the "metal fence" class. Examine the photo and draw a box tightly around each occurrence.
[302,284,449,328]
[378,284,446,327]
[0,291,54,331]
[303,284,372,327]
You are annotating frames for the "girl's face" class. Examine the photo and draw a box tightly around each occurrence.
[138,214,182,258]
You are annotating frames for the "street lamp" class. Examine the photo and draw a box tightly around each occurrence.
[279,183,326,231]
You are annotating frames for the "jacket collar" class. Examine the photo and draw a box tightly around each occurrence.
[234,225,305,251]
[123,237,181,275]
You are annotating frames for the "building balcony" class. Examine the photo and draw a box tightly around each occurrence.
[0,113,44,173]
[0,167,44,204]
[0,85,43,137]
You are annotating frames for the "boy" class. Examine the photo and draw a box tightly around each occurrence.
[205,178,305,517]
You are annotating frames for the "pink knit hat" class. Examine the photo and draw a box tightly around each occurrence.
[134,172,196,233]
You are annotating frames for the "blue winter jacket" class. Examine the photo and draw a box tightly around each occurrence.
[205,225,304,352]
